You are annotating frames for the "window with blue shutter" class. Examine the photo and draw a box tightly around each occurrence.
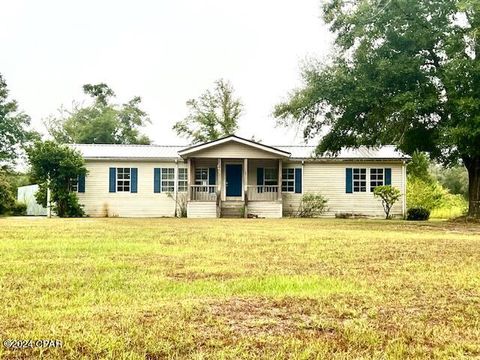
[294,168,302,194]
[131,168,138,193]
[154,168,161,193]
[78,174,85,193]
[385,168,392,186]
[346,168,353,193]
[109,168,116,193]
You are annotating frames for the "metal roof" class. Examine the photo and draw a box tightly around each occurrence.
[71,143,409,161]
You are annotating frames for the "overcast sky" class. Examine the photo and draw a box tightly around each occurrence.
[1,0,333,145]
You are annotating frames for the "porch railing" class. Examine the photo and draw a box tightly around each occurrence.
[190,185,217,201]
[247,185,279,201]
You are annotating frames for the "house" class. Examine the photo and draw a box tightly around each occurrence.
[71,135,409,218]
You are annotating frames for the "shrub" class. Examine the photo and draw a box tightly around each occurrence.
[407,207,430,221]
[373,185,401,219]
[10,201,27,216]
[54,192,85,218]
[296,193,328,218]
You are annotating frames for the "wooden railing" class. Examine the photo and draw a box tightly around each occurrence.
[190,185,217,201]
[247,185,279,201]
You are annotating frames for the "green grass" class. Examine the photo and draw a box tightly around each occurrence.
[0,218,479,359]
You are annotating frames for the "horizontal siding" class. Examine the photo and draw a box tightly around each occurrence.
[187,202,217,218]
[283,162,405,217]
[77,160,187,217]
[188,142,283,159]
[248,202,282,218]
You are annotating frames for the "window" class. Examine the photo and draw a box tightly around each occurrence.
[195,168,208,186]
[282,168,295,192]
[264,168,278,186]
[178,168,188,192]
[70,177,78,192]
[161,168,175,192]
[353,168,366,192]
[370,168,384,192]
[117,168,131,192]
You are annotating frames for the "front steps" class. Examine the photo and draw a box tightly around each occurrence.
[221,201,244,218]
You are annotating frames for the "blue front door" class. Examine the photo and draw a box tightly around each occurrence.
[226,164,242,197]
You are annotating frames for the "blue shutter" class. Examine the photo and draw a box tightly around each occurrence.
[346,168,353,193]
[209,168,216,185]
[154,168,161,193]
[109,168,116,193]
[131,168,138,193]
[209,168,216,193]
[294,168,302,194]
[257,167,264,193]
[385,168,392,186]
[78,174,85,193]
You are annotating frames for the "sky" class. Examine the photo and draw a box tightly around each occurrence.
[1,0,333,146]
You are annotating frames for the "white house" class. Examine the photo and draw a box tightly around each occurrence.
[71,135,409,218]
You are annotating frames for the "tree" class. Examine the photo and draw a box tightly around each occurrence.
[0,169,15,214]
[373,186,402,219]
[0,74,36,164]
[274,0,480,218]
[407,151,433,183]
[173,79,243,143]
[27,141,87,217]
[45,83,151,145]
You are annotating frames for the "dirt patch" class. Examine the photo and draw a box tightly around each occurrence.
[204,297,336,337]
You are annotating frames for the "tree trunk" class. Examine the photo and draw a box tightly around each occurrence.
[464,156,480,218]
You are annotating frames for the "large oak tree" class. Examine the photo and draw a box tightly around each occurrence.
[275,0,480,218]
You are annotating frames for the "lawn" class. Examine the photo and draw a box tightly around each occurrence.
[0,218,479,359]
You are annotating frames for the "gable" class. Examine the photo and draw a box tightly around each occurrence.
[182,141,287,159]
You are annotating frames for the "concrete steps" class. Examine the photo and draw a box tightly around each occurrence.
[221,201,244,218]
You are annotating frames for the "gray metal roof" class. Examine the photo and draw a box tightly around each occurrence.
[71,143,409,161]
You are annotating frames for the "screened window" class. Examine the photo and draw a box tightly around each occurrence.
[282,168,295,192]
[195,168,208,186]
[370,168,384,192]
[178,168,188,192]
[161,168,175,192]
[117,168,131,192]
[353,168,367,192]
[264,168,278,186]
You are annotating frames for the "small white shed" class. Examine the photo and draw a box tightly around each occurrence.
[17,184,47,216]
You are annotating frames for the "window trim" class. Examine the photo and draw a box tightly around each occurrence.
[178,168,188,193]
[352,168,367,193]
[160,168,175,193]
[116,167,131,192]
[195,168,209,186]
[370,168,384,192]
[281,168,296,193]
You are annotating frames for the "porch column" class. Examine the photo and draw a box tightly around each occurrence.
[278,159,283,201]
[187,158,193,201]
[244,158,248,218]
[217,158,222,196]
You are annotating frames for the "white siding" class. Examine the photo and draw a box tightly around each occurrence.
[247,202,282,218]
[77,160,187,217]
[187,202,217,218]
[186,142,284,159]
[282,161,406,218]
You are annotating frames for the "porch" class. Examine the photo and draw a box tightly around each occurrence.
[186,158,284,218]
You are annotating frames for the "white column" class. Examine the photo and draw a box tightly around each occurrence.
[278,159,283,201]
[187,158,192,201]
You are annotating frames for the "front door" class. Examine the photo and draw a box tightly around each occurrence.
[226,164,242,197]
